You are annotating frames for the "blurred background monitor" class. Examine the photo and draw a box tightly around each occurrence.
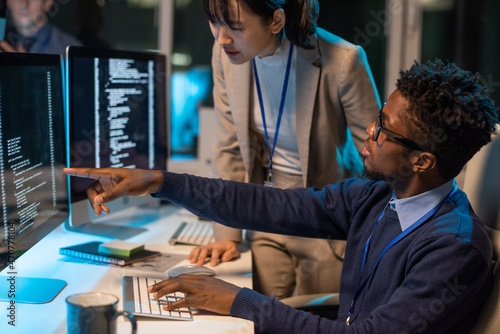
[65,46,168,238]
[0,52,69,303]
[0,0,6,40]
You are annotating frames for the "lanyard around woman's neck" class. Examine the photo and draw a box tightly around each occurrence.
[252,42,294,187]
[346,185,458,325]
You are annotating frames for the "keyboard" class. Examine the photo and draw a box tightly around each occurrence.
[122,276,193,320]
[169,220,215,246]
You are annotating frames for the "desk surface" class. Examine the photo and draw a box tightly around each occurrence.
[0,204,253,333]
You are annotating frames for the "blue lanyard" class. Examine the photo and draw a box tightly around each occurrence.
[252,43,294,186]
[346,185,458,325]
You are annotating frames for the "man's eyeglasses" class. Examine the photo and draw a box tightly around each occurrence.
[373,110,431,152]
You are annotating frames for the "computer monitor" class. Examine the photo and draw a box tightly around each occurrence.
[0,52,69,303]
[65,46,168,235]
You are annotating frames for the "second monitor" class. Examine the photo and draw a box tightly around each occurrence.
[65,46,168,231]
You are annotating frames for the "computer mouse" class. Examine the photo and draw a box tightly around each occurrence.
[167,265,216,278]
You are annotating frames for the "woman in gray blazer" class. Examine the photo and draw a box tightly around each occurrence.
[188,0,381,299]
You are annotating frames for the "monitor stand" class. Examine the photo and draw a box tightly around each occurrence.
[65,200,161,239]
[0,276,67,304]
[67,222,147,239]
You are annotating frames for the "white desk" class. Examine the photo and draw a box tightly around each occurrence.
[0,204,253,333]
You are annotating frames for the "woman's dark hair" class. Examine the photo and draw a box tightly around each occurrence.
[203,0,319,49]
[396,59,498,180]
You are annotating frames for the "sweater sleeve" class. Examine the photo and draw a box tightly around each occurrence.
[231,288,349,333]
[154,171,364,239]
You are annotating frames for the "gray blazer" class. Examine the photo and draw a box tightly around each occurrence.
[210,28,381,242]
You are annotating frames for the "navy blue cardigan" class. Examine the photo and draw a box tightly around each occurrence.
[157,171,493,334]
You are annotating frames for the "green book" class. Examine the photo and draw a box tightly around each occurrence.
[98,240,145,258]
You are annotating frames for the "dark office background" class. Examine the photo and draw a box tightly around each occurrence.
[421,0,500,107]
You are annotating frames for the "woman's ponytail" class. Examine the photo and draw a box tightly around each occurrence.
[282,0,319,49]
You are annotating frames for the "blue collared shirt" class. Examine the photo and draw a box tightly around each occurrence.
[22,22,81,55]
[389,179,456,231]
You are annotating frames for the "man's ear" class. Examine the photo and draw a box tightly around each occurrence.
[412,152,438,173]
[43,0,54,12]
[270,8,285,34]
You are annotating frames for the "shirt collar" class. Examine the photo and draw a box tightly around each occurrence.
[255,38,291,67]
[32,22,51,41]
[389,179,456,231]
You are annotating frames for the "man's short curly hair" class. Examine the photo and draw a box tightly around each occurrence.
[396,59,498,180]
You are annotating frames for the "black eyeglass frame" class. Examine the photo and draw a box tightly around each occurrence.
[373,110,432,153]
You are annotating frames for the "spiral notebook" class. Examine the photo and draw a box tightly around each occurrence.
[60,241,161,266]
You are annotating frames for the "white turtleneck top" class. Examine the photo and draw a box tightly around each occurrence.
[250,39,302,176]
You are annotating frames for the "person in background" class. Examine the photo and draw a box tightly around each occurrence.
[187,0,380,300]
[0,0,81,54]
[65,59,498,333]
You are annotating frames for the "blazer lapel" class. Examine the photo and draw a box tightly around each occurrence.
[227,61,253,176]
[295,40,321,186]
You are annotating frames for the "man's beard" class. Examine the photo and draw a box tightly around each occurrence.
[362,167,407,193]
[361,167,386,182]
[15,13,46,36]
